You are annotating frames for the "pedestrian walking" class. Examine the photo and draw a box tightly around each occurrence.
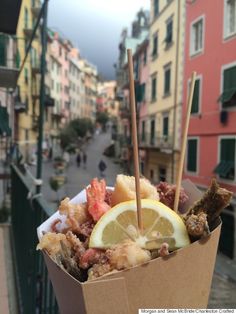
[76,152,81,167]
[98,159,107,177]
[82,151,87,169]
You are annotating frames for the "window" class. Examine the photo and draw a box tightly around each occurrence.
[150,120,155,145]
[141,120,146,142]
[219,65,236,108]
[154,0,159,17]
[164,67,171,95]
[141,83,146,101]
[24,68,28,84]
[190,78,200,114]
[224,0,236,38]
[163,115,169,136]
[187,138,198,173]
[151,76,157,101]
[143,48,147,65]
[214,138,235,180]
[165,18,173,46]
[152,34,158,58]
[190,17,204,55]
[159,167,166,182]
[24,7,28,28]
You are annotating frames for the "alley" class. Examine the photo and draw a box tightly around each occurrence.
[41,131,121,206]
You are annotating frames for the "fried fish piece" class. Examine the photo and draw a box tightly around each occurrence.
[184,179,233,238]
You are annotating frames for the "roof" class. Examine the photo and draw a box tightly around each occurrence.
[0,0,22,35]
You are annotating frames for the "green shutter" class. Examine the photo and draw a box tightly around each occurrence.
[187,139,197,172]
[224,66,236,91]
[154,0,159,17]
[219,139,235,179]
[191,79,200,113]
[163,116,169,136]
[152,78,156,101]
[164,69,171,95]
[0,35,6,66]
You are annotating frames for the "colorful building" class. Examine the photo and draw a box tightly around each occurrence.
[146,0,185,184]
[16,0,42,161]
[183,0,236,260]
[115,9,149,169]
[68,48,82,120]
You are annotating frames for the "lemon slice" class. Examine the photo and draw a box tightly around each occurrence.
[89,199,190,250]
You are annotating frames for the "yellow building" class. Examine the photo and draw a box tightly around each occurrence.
[16,0,42,161]
[144,0,185,184]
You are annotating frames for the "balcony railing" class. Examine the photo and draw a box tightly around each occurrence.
[11,164,59,313]
[139,133,173,150]
[0,34,20,88]
[119,134,131,146]
[31,59,40,75]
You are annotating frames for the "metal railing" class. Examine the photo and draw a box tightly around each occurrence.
[139,133,173,150]
[11,164,59,314]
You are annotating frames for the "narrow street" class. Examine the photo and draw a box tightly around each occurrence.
[41,131,121,207]
[38,131,236,309]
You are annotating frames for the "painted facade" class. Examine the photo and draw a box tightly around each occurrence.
[146,0,185,184]
[16,0,42,160]
[183,0,236,260]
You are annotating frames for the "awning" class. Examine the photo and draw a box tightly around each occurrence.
[0,106,11,136]
[214,160,234,178]
[0,0,22,35]
[217,88,236,104]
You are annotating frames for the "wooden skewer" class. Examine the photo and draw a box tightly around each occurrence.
[127,49,143,233]
[173,71,196,213]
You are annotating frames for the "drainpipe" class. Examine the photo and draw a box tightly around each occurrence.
[36,0,49,193]
[172,0,181,184]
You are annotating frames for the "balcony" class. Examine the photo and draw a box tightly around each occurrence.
[31,59,40,75]
[139,133,173,152]
[45,94,55,107]
[119,134,131,147]
[0,34,20,88]
[31,3,41,17]
[23,26,34,38]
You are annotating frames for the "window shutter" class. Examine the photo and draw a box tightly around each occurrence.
[164,69,171,94]
[191,79,200,113]
[0,35,6,67]
[223,66,236,91]
[187,139,197,172]
[221,139,235,162]
[163,117,169,136]
[152,78,156,100]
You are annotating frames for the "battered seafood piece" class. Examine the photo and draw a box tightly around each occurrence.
[184,179,233,238]
[88,239,151,280]
[111,174,159,206]
[59,197,91,225]
[86,178,111,221]
[156,182,188,212]
[36,232,71,256]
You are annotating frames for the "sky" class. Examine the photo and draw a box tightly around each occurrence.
[48,0,150,80]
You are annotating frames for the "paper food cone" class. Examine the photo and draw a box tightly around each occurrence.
[37,180,221,313]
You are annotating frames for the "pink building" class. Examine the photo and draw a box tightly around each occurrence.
[183,0,236,260]
[50,32,70,121]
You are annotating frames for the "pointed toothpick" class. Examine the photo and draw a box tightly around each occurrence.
[173,71,196,212]
[127,49,143,233]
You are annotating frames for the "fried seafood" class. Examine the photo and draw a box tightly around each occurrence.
[184,179,232,238]
[111,174,159,206]
[59,197,91,225]
[37,232,71,256]
[158,243,170,257]
[88,239,151,280]
[157,182,188,212]
[185,212,210,238]
[86,178,111,221]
